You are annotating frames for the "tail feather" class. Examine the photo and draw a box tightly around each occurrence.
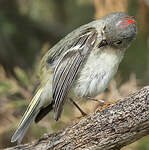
[11,87,43,143]
[11,113,36,144]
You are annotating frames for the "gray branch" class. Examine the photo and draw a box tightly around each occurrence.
[6,86,149,150]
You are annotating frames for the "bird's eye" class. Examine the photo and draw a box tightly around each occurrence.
[115,40,122,45]
[98,40,108,48]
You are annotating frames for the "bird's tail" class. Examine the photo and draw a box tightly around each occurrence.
[11,87,44,144]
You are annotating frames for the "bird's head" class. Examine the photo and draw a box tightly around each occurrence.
[98,12,137,50]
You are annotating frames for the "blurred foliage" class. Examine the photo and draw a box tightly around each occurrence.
[0,0,149,149]
[137,136,149,150]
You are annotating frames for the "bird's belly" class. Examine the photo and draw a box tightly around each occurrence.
[71,68,116,100]
[69,50,122,100]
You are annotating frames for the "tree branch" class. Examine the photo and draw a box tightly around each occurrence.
[6,86,149,150]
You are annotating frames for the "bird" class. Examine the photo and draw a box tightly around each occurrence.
[11,12,137,143]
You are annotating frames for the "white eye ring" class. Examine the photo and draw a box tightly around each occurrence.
[101,26,106,39]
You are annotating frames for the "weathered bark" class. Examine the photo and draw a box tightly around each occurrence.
[6,86,149,150]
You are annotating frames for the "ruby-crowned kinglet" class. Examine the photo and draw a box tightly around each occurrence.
[11,12,137,143]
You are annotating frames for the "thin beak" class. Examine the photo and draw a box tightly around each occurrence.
[98,40,108,48]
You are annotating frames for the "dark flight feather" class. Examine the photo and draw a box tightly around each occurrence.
[52,28,97,121]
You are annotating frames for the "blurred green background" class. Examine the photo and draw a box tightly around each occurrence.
[0,0,149,149]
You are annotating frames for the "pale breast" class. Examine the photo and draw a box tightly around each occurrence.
[70,48,124,100]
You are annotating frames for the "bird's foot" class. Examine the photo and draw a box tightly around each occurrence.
[98,100,120,111]
[86,97,120,111]
[76,112,87,120]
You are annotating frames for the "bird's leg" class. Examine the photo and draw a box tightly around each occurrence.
[87,96,120,111]
[69,98,87,116]
[86,97,105,106]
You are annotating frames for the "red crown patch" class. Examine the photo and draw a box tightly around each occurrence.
[119,16,136,29]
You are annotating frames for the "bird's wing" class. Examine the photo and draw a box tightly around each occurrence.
[52,28,97,120]
[39,26,97,80]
